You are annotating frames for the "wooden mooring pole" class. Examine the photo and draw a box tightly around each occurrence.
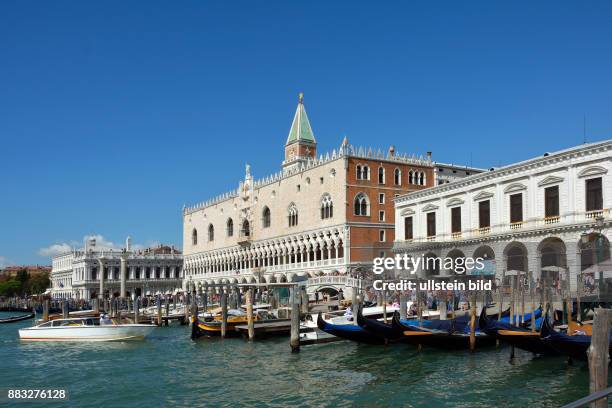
[587,308,612,408]
[43,299,49,322]
[221,287,228,338]
[165,296,170,326]
[290,286,300,353]
[156,296,162,326]
[134,297,140,324]
[469,292,476,352]
[246,288,255,341]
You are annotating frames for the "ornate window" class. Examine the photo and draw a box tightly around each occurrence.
[241,219,250,237]
[378,166,385,184]
[208,224,214,242]
[394,168,401,185]
[226,218,234,237]
[363,165,370,180]
[408,170,414,184]
[321,194,333,219]
[192,229,198,246]
[262,207,271,228]
[357,164,370,180]
[288,203,298,227]
[354,193,370,216]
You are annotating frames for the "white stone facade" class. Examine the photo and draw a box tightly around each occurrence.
[393,140,612,295]
[51,242,183,300]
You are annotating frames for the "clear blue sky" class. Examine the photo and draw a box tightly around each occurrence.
[1,1,611,266]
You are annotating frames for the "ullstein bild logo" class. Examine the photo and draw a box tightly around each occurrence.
[372,255,493,291]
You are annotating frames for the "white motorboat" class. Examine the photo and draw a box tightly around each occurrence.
[19,317,156,342]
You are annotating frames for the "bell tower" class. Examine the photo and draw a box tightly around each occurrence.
[283,93,317,171]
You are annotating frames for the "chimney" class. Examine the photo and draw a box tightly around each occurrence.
[388,145,395,158]
[126,236,132,251]
[426,151,432,161]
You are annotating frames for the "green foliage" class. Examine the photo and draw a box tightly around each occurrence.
[0,280,22,297]
[0,269,50,297]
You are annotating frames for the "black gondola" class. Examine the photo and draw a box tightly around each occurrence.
[393,311,496,350]
[479,307,559,356]
[316,313,386,345]
[0,313,35,324]
[540,316,612,361]
[356,309,405,343]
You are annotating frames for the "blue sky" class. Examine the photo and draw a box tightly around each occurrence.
[1,1,611,266]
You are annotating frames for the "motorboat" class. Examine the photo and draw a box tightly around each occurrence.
[19,317,156,342]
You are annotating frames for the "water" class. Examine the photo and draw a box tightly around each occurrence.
[0,312,599,407]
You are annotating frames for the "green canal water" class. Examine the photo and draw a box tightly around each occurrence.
[0,312,602,407]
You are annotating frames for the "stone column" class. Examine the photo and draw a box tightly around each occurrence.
[98,258,104,301]
[120,254,127,298]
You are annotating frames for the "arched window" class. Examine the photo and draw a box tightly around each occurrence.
[192,229,198,246]
[394,168,401,185]
[354,193,370,216]
[408,170,413,184]
[363,165,370,180]
[419,172,425,185]
[378,166,385,184]
[208,224,214,242]
[241,219,250,237]
[356,165,362,180]
[262,206,271,228]
[321,194,333,219]
[226,218,234,237]
[288,203,298,227]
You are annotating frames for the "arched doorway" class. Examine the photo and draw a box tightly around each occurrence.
[538,237,567,293]
[423,252,440,277]
[473,245,496,276]
[446,249,466,275]
[579,232,611,298]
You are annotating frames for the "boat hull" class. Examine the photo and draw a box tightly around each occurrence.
[316,313,386,345]
[18,325,155,342]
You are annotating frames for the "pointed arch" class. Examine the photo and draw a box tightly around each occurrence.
[288,203,299,227]
[354,192,370,216]
[226,218,234,237]
[394,168,401,185]
[262,206,271,228]
[191,228,198,246]
[208,224,214,242]
[321,193,333,219]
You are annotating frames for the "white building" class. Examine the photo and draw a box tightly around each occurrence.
[51,237,183,300]
[393,140,612,296]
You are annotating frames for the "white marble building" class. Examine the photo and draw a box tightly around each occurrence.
[51,237,183,300]
[393,140,612,296]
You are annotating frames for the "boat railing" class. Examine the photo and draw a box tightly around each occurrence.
[560,386,612,408]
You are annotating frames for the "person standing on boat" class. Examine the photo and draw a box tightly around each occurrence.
[100,314,112,325]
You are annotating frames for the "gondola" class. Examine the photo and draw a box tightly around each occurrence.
[479,307,558,356]
[0,313,35,324]
[316,313,386,345]
[393,312,496,350]
[356,308,406,343]
[540,316,612,361]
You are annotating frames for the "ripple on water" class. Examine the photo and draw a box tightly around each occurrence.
[0,315,600,407]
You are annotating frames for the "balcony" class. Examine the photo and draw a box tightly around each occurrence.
[451,232,462,240]
[586,210,605,219]
[237,228,253,246]
[544,215,560,225]
[509,221,523,230]
[477,226,490,235]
